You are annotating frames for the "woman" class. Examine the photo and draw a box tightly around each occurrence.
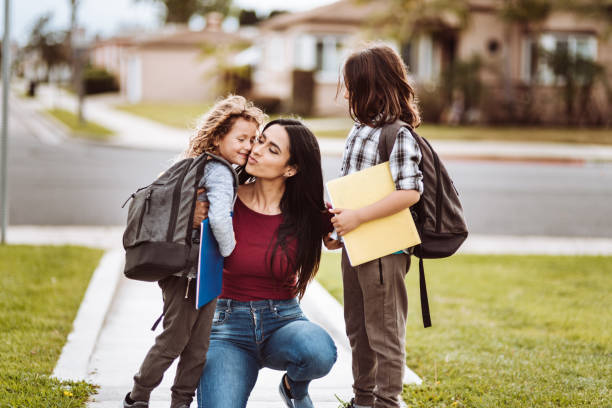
[195,119,337,408]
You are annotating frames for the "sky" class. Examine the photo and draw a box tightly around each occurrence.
[0,0,338,45]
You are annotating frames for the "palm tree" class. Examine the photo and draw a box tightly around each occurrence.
[25,14,70,81]
[135,0,233,24]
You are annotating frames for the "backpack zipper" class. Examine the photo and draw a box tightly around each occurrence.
[378,258,383,284]
[420,135,443,234]
[186,157,209,245]
[432,150,442,233]
[136,189,153,239]
[166,160,193,242]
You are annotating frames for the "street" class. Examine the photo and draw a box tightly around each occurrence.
[5,102,612,238]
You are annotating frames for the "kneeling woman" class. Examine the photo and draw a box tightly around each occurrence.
[196,119,337,408]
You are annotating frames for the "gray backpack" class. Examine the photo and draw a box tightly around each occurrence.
[121,152,237,282]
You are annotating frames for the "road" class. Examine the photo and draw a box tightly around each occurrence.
[5,102,612,237]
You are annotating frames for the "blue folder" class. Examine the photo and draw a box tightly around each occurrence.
[196,218,224,309]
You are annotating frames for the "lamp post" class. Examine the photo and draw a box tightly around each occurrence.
[1,0,11,244]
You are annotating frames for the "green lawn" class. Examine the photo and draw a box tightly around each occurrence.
[114,102,212,129]
[314,124,612,145]
[0,245,104,407]
[46,108,114,142]
[316,252,612,407]
[112,100,612,145]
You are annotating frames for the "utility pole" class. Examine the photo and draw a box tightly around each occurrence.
[1,0,11,244]
[69,0,85,125]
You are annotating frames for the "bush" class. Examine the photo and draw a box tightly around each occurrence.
[223,65,252,96]
[291,69,315,117]
[251,96,282,115]
[417,85,445,123]
[83,66,118,95]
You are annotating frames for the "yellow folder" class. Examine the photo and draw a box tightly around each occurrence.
[326,162,421,266]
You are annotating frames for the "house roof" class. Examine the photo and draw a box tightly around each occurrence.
[93,26,245,50]
[131,27,244,48]
[259,0,381,30]
[259,0,498,31]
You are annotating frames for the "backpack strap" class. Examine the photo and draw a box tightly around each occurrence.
[378,119,409,162]
[203,152,239,202]
[419,256,432,328]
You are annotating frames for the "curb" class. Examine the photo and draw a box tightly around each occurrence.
[53,249,124,382]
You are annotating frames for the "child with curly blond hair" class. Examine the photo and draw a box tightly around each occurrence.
[123,95,267,408]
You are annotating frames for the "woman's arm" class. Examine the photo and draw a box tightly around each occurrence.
[330,189,420,236]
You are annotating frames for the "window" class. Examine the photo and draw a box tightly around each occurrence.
[313,35,347,82]
[266,36,285,72]
[521,33,597,84]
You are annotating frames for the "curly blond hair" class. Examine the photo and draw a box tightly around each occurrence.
[184,95,267,158]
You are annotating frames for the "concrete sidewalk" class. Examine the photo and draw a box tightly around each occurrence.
[23,83,612,162]
[8,226,612,407]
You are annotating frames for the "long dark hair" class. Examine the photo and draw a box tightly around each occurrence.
[242,118,327,299]
[342,43,421,128]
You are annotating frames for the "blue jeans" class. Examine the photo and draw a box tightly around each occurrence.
[196,298,337,408]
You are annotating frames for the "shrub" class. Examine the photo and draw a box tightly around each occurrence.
[223,65,252,96]
[83,66,118,95]
[291,69,315,117]
[417,85,445,123]
[251,96,283,115]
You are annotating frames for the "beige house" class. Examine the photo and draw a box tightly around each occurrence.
[252,0,612,124]
[91,20,245,103]
[251,1,381,115]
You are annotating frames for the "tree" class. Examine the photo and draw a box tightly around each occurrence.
[135,0,233,24]
[238,9,260,26]
[24,14,70,81]
[360,0,470,41]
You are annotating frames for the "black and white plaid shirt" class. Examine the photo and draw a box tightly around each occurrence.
[340,123,424,194]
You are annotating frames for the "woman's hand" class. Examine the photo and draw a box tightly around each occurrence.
[193,189,209,228]
[323,232,342,250]
[329,208,362,236]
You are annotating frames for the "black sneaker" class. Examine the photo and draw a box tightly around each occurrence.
[122,392,149,408]
[279,374,314,408]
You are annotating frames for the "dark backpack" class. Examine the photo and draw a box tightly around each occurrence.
[379,120,468,327]
[121,152,237,282]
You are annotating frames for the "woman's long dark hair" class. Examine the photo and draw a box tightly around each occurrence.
[241,118,327,299]
[342,43,421,128]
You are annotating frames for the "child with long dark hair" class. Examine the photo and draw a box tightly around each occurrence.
[329,43,424,408]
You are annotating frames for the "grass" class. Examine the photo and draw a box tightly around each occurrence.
[114,102,212,129]
[46,108,114,142]
[0,245,105,407]
[311,124,612,145]
[113,100,612,145]
[316,252,612,407]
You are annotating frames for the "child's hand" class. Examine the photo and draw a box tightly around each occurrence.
[329,208,362,236]
[323,232,343,250]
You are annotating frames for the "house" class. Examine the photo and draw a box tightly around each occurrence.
[252,0,612,124]
[251,1,380,115]
[91,15,247,103]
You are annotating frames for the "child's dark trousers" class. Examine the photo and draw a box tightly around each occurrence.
[130,276,216,408]
[342,250,409,408]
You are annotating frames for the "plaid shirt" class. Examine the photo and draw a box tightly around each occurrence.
[340,123,424,194]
